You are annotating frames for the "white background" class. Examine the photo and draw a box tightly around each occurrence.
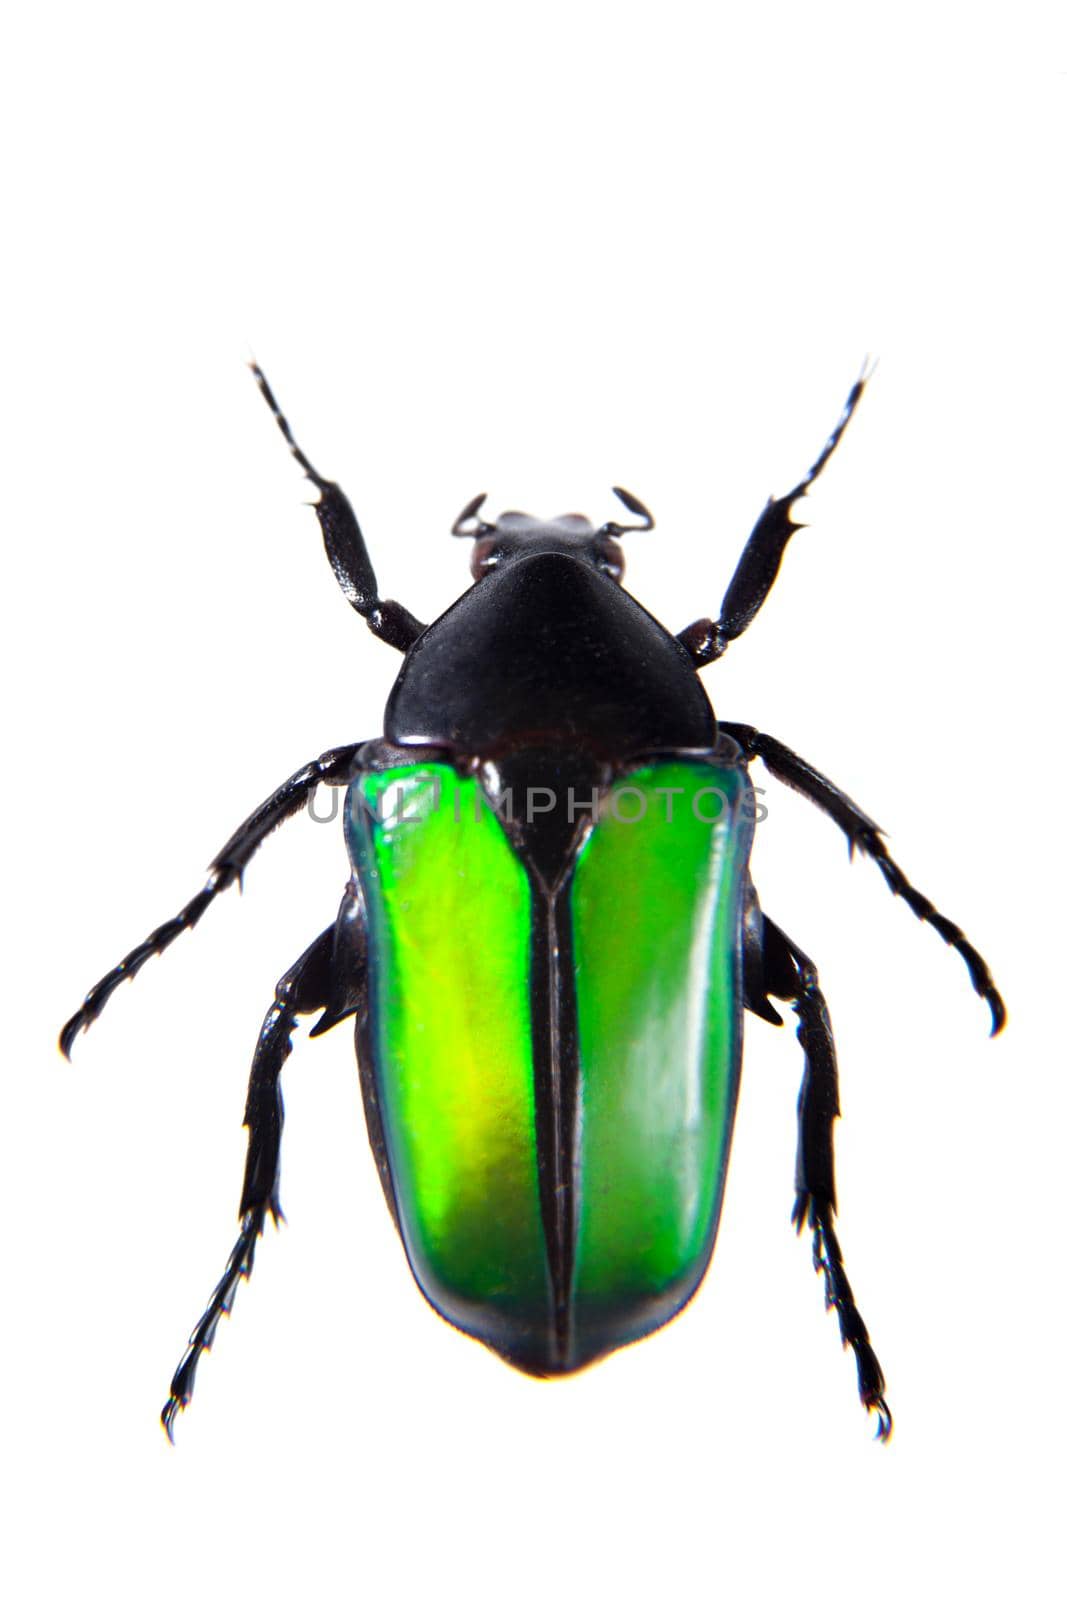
[3,4,1063,1596]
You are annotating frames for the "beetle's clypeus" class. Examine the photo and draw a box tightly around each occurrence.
[62,364,1004,1441]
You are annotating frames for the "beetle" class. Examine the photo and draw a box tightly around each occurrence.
[62,363,1004,1441]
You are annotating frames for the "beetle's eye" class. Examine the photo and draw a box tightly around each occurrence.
[471,536,502,580]
[596,537,625,582]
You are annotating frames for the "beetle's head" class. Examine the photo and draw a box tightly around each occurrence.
[452,487,653,584]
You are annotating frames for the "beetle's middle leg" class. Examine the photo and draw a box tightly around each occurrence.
[722,720,1005,1035]
[60,742,365,1056]
[748,911,892,1441]
[161,890,366,1440]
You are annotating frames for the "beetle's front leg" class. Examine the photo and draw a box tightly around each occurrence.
[723,720,1006,1035]
[60,743,365,1055]
[757,914,892,1441]
[162,891,366,1439]
[252,364,425,651]
[676,368,870,665]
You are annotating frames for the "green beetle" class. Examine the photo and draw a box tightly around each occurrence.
[62,367,1003,1438]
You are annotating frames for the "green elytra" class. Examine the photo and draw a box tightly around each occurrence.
[346,757,753,1372]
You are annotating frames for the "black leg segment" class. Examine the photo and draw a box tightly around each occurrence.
[161,911,364,1440]
[252,364,425,652]
[59,743,364,1056]
[677,365,871,665]
[758,914,892,1441]
[722,721,1006,1034]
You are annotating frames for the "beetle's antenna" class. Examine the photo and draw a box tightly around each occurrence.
[250,362,329,491]
[600,486,655,536]
[452,492,494,538]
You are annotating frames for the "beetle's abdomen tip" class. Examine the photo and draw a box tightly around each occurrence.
[478,1294,700,1379]
[488,1339,602,1381]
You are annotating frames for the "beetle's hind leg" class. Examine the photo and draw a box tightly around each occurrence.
[755,913,892,1441]
[161,891,366,1440]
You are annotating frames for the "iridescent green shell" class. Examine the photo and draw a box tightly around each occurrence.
[346,756,753,1372]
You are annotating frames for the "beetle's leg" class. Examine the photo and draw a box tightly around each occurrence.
[676,366,870,665]
[722,721,1006,1035]
[252,364,425,651]
[162,895,366,1440]
[60,743,365,1056]
[759,914,892,1441]
[741,877,783,1026]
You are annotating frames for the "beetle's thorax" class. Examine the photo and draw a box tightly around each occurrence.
[384,548,716,761]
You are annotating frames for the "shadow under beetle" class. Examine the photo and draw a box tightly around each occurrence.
[62,364,1005,1441]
